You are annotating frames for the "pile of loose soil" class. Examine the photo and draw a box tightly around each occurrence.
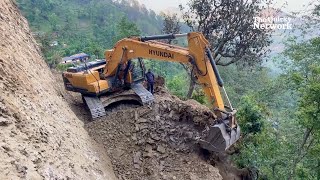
[85,87,222,180]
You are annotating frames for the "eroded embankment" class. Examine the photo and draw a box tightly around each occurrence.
[0,0,116,179]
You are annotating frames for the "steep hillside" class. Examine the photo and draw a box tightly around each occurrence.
[0,0,116,179]
[16,0,163,58]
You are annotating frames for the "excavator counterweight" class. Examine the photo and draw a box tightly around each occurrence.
[62,32,240,152]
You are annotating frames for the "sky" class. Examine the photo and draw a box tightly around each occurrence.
[138,0,317,13]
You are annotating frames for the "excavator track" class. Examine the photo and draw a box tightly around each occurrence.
[131,83,154,105]
[83,96,106,119]
[83,83,154,120]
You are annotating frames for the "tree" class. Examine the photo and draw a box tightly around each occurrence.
[161,13,196,98]
[161,13,181,41]
[48,51,63,68]
[179,0,273,67]
[237,95,264,136]
[113,16,141,43]
[17,0,163,67]
[48,12,59,31]
[283,37,320,180]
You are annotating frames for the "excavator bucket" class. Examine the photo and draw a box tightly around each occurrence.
[199,122,240,152]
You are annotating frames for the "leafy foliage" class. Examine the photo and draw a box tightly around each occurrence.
[161,13,181,35]
[17,0,162,63]
[237,95,264,136]
[233,36,320,180]
[166,74,189,98]
[113,16,141,43]
[180,0,273,67]
[283,37,320,179]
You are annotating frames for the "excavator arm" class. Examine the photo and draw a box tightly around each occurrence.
[62,32,240,151]
[105,32,225,110]
[103,32,240,151]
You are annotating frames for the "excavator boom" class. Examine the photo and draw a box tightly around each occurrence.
[62,32,240,151]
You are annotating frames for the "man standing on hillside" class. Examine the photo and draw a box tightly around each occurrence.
[145,69,155,94]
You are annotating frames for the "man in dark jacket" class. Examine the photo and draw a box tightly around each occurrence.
[145,69,155,94]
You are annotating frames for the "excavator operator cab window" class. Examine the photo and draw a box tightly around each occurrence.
[130,58,146,83]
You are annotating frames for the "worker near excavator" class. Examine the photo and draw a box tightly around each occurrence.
[145,69,155,94]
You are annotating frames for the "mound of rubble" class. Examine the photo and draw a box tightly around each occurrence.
[86,87,222,180]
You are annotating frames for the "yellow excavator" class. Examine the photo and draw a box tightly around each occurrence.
[62,32,240,152]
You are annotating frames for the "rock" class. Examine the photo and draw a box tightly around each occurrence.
[139,124,148,130]
[125,131,131,137]
[208,165,218,173]
[143,151,153,158]
[150,133,161,141]
[83,85,225,179]
[185,131,194,139]
[69,163,75,168]
[0,117,11,126]
[137,139,145,145]
[131,134,137,141]
[133,151,142,164]
[158,162,165,171]
[145,144,153,152]
[134,163,140,169]
[137,118,148,123]
[2,145,11,152]
[15,164,27,176]
[189,173,198,180]
[168,111,174,118]
[157,145,166,154]
[159,119,165,125]
[167,105,171,111]
[135,124,139,131]
[169,129,176,133]
[134,111,139,120]
[154,104,160,114]
[162,104,167,109]
[169,135,176,141]
[147,138,155,144]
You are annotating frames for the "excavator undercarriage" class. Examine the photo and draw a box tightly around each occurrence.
[64,58,154,119]
[82,83,154,119]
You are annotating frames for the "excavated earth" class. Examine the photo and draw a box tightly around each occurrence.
[58,74,224,180]
[87,90,224,180]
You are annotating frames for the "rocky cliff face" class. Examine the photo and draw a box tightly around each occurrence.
[0,0,116,179]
